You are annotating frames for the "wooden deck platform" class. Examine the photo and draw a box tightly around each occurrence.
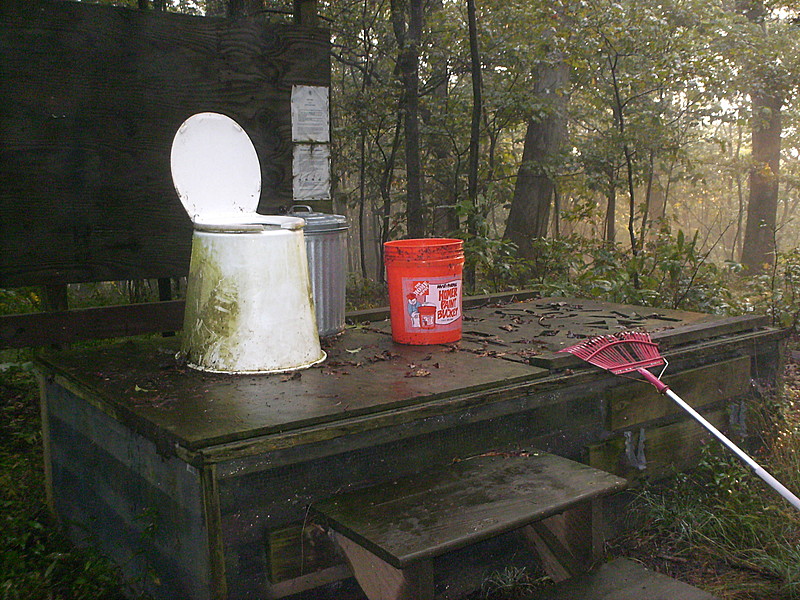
[34,296,785,599]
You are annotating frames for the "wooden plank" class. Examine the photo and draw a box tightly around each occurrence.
[199,464,227,600]
[588,408,729,480]
[41,284,69,311]
[651,314,771,348]
[346,290,542,324]
[335,534,434,600]
[264,522,343,583]
[363,296,761,370]
[0,299,185,349]
[523,498,604,583]
[2,289,536,350]
[43,381,213,599]
[528,557,720,599]
[606,356,751,431]
[36,371,56,518]
[1,0,330,286]
[524,518,585,582]
[314,452,626,568]
[527,313,769,372]
[36,329,546,450]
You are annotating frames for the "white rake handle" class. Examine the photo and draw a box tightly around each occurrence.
[638,368,800,514]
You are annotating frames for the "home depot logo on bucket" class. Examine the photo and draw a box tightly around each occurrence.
[406,279,462,330]
[384,238,465,345]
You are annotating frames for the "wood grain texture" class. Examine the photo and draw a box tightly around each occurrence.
[0,299,185,348]
[42,380,213,600]
[335,533,434,600]
[36,327,544,450]
[605,356,751,431]
[1,0,329,286]
[314,452,626,568]
[523,500,599,582]
[588,408,730,480]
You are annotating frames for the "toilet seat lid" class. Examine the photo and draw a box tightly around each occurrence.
[170,112,261,222]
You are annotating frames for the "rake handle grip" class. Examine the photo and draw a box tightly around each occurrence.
[636,368,800,514]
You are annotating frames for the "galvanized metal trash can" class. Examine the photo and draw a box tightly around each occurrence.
[289,205,349,337]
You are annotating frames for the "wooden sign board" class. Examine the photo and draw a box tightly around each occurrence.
[0,0,330,286]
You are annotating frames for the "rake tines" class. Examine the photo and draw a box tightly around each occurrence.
[561,331,665,375]
[561,329,800,513]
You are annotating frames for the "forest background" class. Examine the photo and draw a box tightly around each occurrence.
[134,0,800,316]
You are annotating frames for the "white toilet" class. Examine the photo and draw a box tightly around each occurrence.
[170,112,325,374]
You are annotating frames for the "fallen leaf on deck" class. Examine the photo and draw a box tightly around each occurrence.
[405,368,431,378]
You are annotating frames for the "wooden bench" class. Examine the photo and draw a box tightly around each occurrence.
[314,451,628,600]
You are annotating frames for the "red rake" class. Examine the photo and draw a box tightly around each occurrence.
[561,331,800,513]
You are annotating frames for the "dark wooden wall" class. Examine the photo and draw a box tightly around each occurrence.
[0,0,330,288]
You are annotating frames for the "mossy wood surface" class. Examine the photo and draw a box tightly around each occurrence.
[38,328,546,451]
[313,452,627,568]
[588,408,730,479]
[41,379,214,599]
[35,298,770,454]
[605,355,751,431]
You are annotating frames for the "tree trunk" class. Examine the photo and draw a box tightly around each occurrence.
[741,91,782,271]
[379,112,404,283]
[504,59,569,259]
[466,0,482,214]
[358,128,368,279]
[464,0,483,291]
[605,167,617,244]
[427,0,460,236]
[391,0,425,238]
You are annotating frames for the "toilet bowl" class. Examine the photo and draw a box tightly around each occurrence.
[170,112,325,373]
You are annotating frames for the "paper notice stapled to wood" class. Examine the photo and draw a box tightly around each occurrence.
[293,144,330,200]
[291,85,330,143]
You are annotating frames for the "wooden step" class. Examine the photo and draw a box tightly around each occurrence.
[528,557,721,600]
[313,451,627,600]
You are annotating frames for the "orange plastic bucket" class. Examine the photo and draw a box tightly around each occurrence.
[384,238,465,344]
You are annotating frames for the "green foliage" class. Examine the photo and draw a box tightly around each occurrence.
[455,189,520,294]
[476,227,742,315]
[478,565,546,600]
[346,274,388,311]
[0,366,147,600]
[737,248,800,333]
[634,441,800,598]
[0,289,42,315]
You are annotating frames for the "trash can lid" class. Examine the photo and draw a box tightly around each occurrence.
[288,205,349,233]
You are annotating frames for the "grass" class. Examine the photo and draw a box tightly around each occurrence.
[606,450,800,599]
[598,371,800,600]
[0,362,140,600]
